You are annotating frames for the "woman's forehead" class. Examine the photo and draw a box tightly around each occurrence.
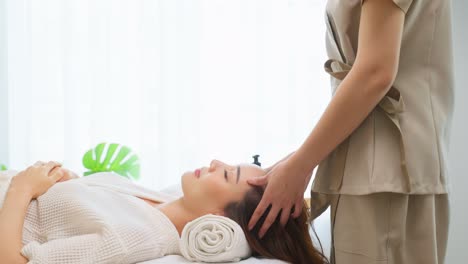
[238,163,265,177]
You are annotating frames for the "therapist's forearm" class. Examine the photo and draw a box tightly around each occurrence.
[266,151,295,172]
[291,67,393,173]
[0,187,32,263]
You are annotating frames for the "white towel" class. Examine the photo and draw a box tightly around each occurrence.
[180,214,252,263]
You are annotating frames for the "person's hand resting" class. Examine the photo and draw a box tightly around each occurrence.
[9,161,65,199]
[32,161,79,182]
[247,154,315,238]
[56,167,80,182]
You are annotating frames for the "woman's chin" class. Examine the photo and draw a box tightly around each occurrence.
[180,172,195,193]
[181,171,194,181]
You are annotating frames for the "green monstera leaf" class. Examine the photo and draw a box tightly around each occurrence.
[82,143,140,180]
[0,164,7,171]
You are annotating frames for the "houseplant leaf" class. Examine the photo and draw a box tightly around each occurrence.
[82,142,140,180]
[0,164,7,171]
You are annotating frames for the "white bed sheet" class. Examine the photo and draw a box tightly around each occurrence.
[139,255,287,264]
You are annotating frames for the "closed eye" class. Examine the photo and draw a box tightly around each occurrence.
[224,169,228,182]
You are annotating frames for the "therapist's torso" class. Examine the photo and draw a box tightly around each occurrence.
[312,0,454,195]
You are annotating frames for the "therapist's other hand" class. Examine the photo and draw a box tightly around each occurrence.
[247,155,315,238]
[10,161,64,199]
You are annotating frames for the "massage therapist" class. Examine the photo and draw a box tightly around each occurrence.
[247,1,454,263]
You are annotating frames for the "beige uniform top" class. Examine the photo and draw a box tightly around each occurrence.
[312,0,454,195]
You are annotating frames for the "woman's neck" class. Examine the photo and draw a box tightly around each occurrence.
[158,197,199,236]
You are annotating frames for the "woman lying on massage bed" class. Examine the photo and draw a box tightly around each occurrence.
[0,160,328,264]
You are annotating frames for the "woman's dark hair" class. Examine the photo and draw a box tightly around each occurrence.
[224,186,329,264]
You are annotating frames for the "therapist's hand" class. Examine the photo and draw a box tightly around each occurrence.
[247,154,315,238]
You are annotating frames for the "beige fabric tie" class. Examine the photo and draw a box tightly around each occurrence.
[324,59,411,190]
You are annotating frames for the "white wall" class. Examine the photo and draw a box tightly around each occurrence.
[446,0,468,263]
[0,0,8,167]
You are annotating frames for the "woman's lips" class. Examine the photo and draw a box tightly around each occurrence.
[195,169,201,178]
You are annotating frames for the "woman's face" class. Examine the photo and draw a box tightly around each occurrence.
[181,159,265,216]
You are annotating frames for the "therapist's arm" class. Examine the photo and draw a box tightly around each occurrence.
[265,151,295,173]
[291,0,405,172]
[249,0,407,236]
[0,188,32,264]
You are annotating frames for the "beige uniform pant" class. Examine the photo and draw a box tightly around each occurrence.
[329,193,449,264]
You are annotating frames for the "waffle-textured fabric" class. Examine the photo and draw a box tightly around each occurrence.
[2,171,181,264]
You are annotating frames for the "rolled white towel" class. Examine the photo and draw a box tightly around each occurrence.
[180,214,252,263]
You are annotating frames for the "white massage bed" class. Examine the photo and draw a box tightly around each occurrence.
[140,255,287,263]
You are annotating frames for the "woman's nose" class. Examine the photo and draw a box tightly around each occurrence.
[209,159,221,172]
[208,161,216,172]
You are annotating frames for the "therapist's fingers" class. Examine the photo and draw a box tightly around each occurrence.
[258,205,281,238]
[292,197,304,218]
[279,205,292,227]
[248,197,270,230]
[247,174,268,187]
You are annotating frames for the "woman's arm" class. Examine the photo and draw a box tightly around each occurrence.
[0,187,32,264]
[0,162,63,263]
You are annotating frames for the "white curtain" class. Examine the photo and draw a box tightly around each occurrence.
[1,0,331,254]
[2,0,329,189]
